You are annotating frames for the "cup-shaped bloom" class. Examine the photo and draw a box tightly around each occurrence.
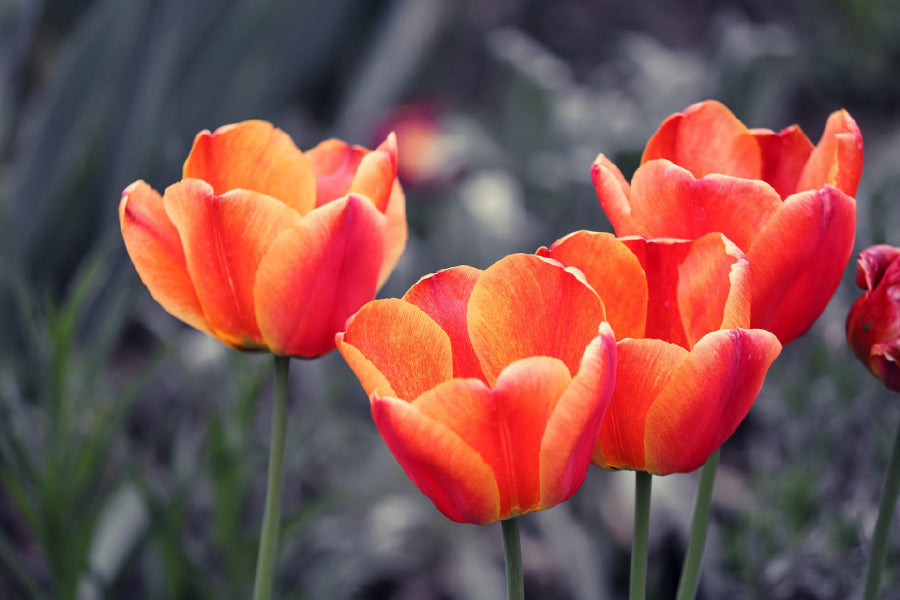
[593,100,863,345]
[336,254,618,524]
[846,245,900,392]
[538,231,782,474]
[120,120,407,357]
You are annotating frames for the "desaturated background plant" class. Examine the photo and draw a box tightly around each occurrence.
[2,0,900,598]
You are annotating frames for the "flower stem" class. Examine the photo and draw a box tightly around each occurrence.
[863,418,900,600]
[631,471,652,600]
[252,355,290,600]
[501,517,524,600]
[675,449,720,600]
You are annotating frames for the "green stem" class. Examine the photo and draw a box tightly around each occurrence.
[863,418,900,600]
[676,449,720,600]
[501,517,524,600]
[631,471,652,600]
[252,355,290,600]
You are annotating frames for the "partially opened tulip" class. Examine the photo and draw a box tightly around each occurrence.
[120,120,406,358]
[337,253,618,524]
[119,120,407,600]
[539,231,782,475]
[847,245,900,393]
[593,100,863,345]
[847,246,900,600]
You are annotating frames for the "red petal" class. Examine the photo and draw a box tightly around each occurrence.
[797,109,864,197]
[539,231,648,340]
[747,186,857,344]
[403,266,485,379]
[306,139,365,207]
[855,245,900,291]
[347,133,398,212]
[593,338,689,471]
[182,120,316,215]
[641,100,762,180]
[643,329,781,474]
[541,323,617,505]
[372,392,500,524]
[591,154,638,235]
[162,179,299,350]
[620,235,750,349]
[254,194,386,357]
[626,160,782,251]
[751,124,814,199]
[871,340,900,393]
[119,181,209,336]
[467,254,605,386]
[378,181,408,288]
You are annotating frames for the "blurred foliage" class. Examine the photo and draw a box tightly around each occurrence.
[2,0,900,598]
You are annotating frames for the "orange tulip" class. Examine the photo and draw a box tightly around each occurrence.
[336,254,617,524]
[847,245,900,392]
[538,232,782,474]
[120,120,407,357]
[593,100,863,345]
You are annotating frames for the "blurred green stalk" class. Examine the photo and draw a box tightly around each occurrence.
[252,355,290,600]
[863,419,900,600]
[502,517,524,600]
[676,449,719,600]
[631,471,652,600]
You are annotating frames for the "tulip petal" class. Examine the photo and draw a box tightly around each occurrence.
[403,266,485,379]
[593,338,688,471]
[538,231,648,340]
[467,254,605,386]
[541,323,617,506]
[119,181,209,336]
[748,186,856,344]
[796,109,864,197]
[870,339,900,393]
[751,125,814,198]
[372,392,500,524]
[856,245,900,291]
[378,182,408,288]
[336,298,453,400]
[162,179,299,349]
[306,139,366,207]
[641,100,762,179]
[255,194,387,357]
[643,328,781,474]
[625,160,782,251]
[347,133,398,212]
[591,154,639,234]
[182,120,316,215]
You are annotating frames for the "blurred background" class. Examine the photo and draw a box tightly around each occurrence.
[2,0,900,598]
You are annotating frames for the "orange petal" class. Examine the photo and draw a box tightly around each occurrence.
[336,298,453,400]
[751,125,814,198]
[796,109,864,197]
[593,338,689,471]
[182,120,316,215]
[591,153,639,235]
[162,179,299,350]
[467,254,605,386]
[541,323,617,506]
[254,194,387,357]
[377,181,408,288]
[619,235,748,349]
[538,231,648,340]
[747,186,857,344]
[643,328,781,474]
[403,266,485,380]
[626,160,783,250]
[372,392,500,524]
[641,100,762,179]
[347,133,398,212]
[119,181,209,336]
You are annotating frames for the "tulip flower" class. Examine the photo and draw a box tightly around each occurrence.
[120,120,407,358]
[337,253,618,524]
[538,231,782,475]
[593,100,863,345]
[847,245,900,392]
